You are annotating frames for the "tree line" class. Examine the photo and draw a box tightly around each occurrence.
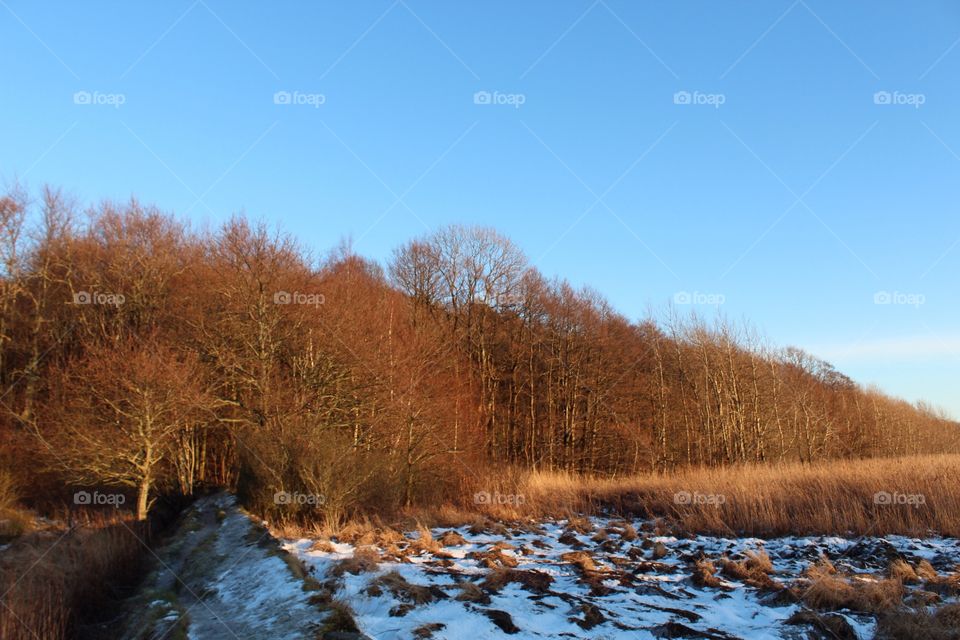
[1,185,956,523]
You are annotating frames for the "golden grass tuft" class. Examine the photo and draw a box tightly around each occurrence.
[309,538,336,553]
[472,548,519,569]
[933,603,960,627]
[876,602,960,639]
[560,550,601,574]
[744,549,773,574]
[806,555,837,578]
[888,558,920,584]
[454,580,490,604]
[482,568,553,593]
[438,530,467,546]
[321,600,360,634]
[916,559,939,580]
[801,557,904,614]
[372,570,436,605]
[564,515,593,535]
[0,469,21,516]
[718,549,783,591]
[692,558,724,588]
[651,541,668,559]
[332,546,380,576]
[409,524,442,555]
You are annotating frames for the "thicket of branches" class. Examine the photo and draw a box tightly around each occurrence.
[0,185,956,523]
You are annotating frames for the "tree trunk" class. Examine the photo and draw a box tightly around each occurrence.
[136,477,151,521]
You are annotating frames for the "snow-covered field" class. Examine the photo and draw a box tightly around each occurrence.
[284,516,960,640]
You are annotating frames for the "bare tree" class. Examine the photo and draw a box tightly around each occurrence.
[48,338,215,519]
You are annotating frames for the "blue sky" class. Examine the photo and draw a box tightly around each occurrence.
[2,0,958,417]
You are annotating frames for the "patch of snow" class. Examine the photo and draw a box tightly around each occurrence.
[286,514,960,639]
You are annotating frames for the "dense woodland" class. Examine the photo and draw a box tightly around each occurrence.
[1,184,957,524]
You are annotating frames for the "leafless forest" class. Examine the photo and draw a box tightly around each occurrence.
[1,184,956,527]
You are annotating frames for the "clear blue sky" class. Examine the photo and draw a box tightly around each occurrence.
[2,1,958,417]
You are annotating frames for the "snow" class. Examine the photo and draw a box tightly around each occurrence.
[284,515,960,640]
[126,493,329,640]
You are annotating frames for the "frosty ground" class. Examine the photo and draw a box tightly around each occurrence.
[122,494,960,639]
[284,513,960,639]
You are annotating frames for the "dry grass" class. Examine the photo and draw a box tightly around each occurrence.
[801,558,905,614]
[0,469,150,640]
[371,570,436,605]
[560,550,602,574]
[332,546,381,576]
[321,600,360,635]
[876,602,960,639]
[409,523,442,555]
[0,507,33,541]
[0,470,32,541]
[438,530,466,546]
[917,559,939,580]
[456,454,960,537]
[744,549,774,574]
[0,468,18,512]
[720,549,780,590]
[786,610,859,639]
[472,548,519,569]
[651,541,668,559]
[309,538,336,553]
[564,515,593,535]
[618,521,638,541]
[923,570,960,597]
[0,516,148,640]
[482,568,553,593]
[454,580,490,603]
[272,514,406,553]
[691,558,724,588]
[888,558,920,584]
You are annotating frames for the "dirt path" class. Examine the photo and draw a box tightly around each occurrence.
[121,493,358,640]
